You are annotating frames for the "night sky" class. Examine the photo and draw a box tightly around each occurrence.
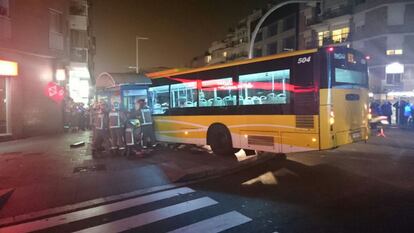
[91,0,269,76]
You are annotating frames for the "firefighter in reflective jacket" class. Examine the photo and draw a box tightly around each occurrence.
[108,102,126,153]
[93,101,109,153]
[135,99,156,148]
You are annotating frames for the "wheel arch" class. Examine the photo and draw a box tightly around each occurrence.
[206,122,232,147]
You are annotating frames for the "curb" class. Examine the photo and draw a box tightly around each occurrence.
[175,154,277,183]
[0,154,279,228]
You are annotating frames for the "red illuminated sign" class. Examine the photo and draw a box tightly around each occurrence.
[44,82,65,103]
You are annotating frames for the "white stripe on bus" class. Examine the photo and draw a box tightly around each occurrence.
[228,124,296,129]
[157,128,207,134]
[0,187,194,233]
[155,119,208,129]
[74,197,218,233]
[168,211,252,233]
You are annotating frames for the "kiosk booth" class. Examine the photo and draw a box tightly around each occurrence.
[95,72,152,112]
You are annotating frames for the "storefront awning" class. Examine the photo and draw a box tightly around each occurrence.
[96,72,152,89]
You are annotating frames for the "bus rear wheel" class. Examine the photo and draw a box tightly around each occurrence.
[208,124,236,157]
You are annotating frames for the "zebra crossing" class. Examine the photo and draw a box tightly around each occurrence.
[0,187,252,233]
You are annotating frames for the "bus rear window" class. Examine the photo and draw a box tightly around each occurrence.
[335,68,367,86]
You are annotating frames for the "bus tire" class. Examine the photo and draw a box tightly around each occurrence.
[207,124,235,157]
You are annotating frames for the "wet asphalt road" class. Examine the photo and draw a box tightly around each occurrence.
[2,128,414,233]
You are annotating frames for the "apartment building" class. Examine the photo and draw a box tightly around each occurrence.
[0,0,71,140]
[198,2,299,67]
[301,0,414,99]
[68,0,94,105]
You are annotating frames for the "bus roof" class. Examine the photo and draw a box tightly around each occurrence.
[146,48,318,79]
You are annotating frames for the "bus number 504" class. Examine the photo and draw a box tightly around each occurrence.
[297,56,311,64]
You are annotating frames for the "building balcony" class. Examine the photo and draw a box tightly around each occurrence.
[49,31,64,51]
[70,1,87,16]
[70,48,88,63]
[323,4,352,20]
[0,16,11,40]
[307,5,352,26]
[69,15,87,30]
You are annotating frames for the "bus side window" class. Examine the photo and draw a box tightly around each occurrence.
[238,69,290,105]
[199,77,235,107]
[149,85,170,114]
[170,82,197,108]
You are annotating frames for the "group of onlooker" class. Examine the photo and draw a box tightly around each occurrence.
[64,98,91,132]
[370,99,414,128]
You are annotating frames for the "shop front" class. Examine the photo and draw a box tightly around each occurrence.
[0,59,18,136]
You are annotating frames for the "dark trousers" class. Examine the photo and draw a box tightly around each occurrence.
[110,127,125,149]
[93,129,108,150]
[142,124,156,146]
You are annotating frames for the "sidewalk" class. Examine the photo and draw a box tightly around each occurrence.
[0,131,263,219]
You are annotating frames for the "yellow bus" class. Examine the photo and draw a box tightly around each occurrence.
[147,47,370,156]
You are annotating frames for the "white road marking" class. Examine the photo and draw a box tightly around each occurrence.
[74,197,218,233]
[0,187,194,233]
[168,211,252,233]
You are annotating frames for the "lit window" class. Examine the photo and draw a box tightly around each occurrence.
[386,50,395,55]
[318,31,329,47]
[238,69,290,105]
[223,51,228,57]
[149,85,169,114]
[206,55,212,63]
[199,78,235,107]
[332,27,349,44]
[386,49,403,55]
[170,82,197,108]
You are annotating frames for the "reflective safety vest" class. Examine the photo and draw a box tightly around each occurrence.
[109,111,121,128]
[125,128,134,146]
[95,113,105,130]
[140,108,153,126]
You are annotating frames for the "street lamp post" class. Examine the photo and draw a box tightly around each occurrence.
[136,36,149,74]
[248,0,321,59]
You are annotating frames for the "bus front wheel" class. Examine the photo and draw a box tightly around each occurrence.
[207,124,236,157]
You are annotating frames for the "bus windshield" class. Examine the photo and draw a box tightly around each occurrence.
[331,48,368,87]
[335,68,367,86]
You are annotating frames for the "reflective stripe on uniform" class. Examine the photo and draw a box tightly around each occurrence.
[109,112,121,128]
